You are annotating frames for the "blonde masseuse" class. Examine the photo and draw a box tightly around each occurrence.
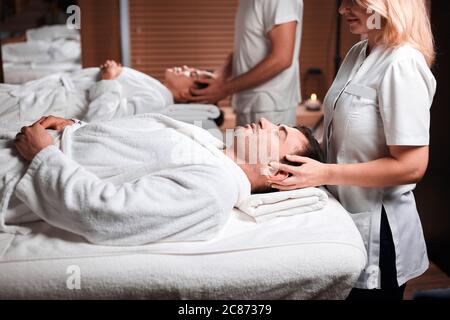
[269,0,436,300]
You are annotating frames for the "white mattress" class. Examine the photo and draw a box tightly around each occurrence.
[0,194,367,300]
[3,62,82,84]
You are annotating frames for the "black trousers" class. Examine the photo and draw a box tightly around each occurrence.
[346,208,406,301]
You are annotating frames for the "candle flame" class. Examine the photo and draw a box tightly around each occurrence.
[311,93,318,101]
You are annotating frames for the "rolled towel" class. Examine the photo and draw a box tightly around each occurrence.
[162,104,221,122]
[237,187,328,223]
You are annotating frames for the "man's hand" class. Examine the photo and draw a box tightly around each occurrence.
[188,77,230,104]
[100,60,123,80]
[15,124,54,162]
[35,115,75,132]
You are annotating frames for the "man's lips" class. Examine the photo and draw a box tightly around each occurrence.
[347,17,360,24]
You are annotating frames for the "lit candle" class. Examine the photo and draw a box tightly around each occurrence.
[304,93,322,111]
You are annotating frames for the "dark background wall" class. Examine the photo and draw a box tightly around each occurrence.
[0,47,3,83]
[78,0,121,67]
[415,0,450,275]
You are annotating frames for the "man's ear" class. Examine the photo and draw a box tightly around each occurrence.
[262,166,289,183]
[269,170,289,182]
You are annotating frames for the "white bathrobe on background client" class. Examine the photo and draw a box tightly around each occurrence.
[0,114,250,246]
[0,67,174,123]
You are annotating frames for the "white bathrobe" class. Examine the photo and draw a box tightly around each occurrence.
[0,67,174,123]
[0,114,250,246]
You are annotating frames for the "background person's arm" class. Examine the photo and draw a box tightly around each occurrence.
[215,52,234,81]
[189,21,298,104]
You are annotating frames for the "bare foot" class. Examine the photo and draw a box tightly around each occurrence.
[100,60,123,80]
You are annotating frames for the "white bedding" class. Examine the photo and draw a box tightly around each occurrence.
[3,62,82,84]
[0,194,367,300]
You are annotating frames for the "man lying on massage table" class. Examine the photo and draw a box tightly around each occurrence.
[0,60,216,123]
[1,114,322,246]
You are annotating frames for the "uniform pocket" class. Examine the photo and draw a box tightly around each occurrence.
[349,211,372,249]
[344,83,383,147]
[344,84,377,102]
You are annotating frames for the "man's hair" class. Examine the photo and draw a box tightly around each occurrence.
[289,125,324,163]
[254,125,324,194]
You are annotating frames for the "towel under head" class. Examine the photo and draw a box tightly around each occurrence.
[237,187,329,223]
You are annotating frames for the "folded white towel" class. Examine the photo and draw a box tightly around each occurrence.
[237,187,328,223]
[162,104,221,121]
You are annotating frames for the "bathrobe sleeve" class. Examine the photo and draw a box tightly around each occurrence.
[14,146,238,246]
[83,80,168,122]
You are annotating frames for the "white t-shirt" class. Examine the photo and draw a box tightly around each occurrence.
[232,0,303,114]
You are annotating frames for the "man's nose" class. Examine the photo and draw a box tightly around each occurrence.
[259,118,275,130]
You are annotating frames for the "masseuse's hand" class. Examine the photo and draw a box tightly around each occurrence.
[35,115,75,132]
[268,155,331,191]
[188,77,230,104]
[14,123,54,162]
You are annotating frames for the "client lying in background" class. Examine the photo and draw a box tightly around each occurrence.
[0,115,322,246]
[0,60,215,123]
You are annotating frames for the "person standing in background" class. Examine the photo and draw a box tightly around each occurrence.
[188,0,303,127]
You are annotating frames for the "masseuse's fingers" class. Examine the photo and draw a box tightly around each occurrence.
[193,77,214,86]
[285,155,311,164]
[267,162,298,175]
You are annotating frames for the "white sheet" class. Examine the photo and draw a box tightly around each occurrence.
[0,195,367,299]
[0,115,244,246]
[2,40,81,64]
[162,104,221,122]
[238,187,329,222]
[3,62,82,84]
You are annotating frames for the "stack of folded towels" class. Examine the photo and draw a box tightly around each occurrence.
[237,187,328,223]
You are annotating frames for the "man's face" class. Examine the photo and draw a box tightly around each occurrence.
[164,66,213,102]
[231,118,309,168]
[164,67,196,102]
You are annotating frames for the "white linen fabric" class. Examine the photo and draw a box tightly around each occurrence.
[3,62,82,85]
[0,196,367,300]
[237,187,328,222]
[0,67,174,123]
[2,39,81,64]
[0,67,221,124]
[0,114,250,246]
[161,104,221,122]
[1,25,82,84]
[25,25,81,42]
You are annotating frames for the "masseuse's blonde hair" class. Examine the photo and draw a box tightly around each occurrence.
[356,0,435,67]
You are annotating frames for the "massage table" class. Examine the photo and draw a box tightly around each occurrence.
[0,193,366,300]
